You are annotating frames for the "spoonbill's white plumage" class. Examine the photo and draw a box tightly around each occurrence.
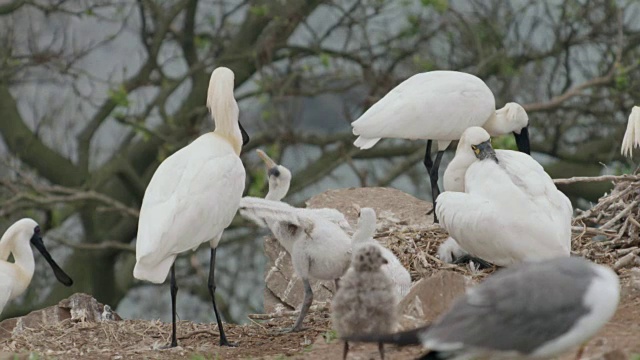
[332,244,397,360]
[621,106,640,158]
[238,196,351,331]
[133,67,249,347]
[351,70,530,221]
[351,207,411,300]
[436,127,571,267]
[256,149,351,235]
[0,218,73,315]
[343,257,620,359]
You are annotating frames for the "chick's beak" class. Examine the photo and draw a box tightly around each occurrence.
[256,149,278,169]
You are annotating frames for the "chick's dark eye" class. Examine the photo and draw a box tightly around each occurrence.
[471,145,477,150]
[34,226,41,234]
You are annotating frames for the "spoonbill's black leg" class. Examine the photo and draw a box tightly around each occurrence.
[423,140,434,175]
[426,148,445,223]
[378,341,385,360]
[343,341,349,360]
[291,278,313,332]
[169,264,178,348]
[208,248,234,347]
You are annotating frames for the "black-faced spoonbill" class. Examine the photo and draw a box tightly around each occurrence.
[332,244,397,360]
[351,70,530,222]
[621,106,640,158]
[238,197,351,332]
[133,67,249,348]
[0,218,73,315]
[436,127,572,267]
[351,207,411,301]
[343,257,619,359]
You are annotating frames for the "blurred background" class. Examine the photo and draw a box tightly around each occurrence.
[0,0,638,324]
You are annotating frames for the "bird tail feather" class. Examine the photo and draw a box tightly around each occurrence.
[353,136,381,149]
[621,106,640,158]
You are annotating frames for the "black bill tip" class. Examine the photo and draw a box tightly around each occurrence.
[239,122,250,146]
[513,126,530,155]
[30,235,74,287]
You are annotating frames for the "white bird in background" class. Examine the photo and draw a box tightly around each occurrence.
[621,106,640,158]
[133,67,250,348]
[238,197,352,332]
[351,70,530,221]
[0,218,73,315]
[351,207,411,300]
[255,149,351,236]
[343,257,620,360]
[436,127,572,267]
[332,244,397,360]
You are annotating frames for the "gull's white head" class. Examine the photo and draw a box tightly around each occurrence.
[257,149,292,201]
[458,127,497,162]
[353,244,388,272]
[621,106,640,158]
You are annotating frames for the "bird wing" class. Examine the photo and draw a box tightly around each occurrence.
[308,208,352,233]
[238,197,315,232]
[351,71,495,142]
[422,259,602,355]
[0,271,12,315]
[134,135,245,283]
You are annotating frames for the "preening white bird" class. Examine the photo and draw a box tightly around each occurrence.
[256,149,351,236]
[0,219,73,315]
[133,67,250,348]
[351,70,530,221]
[351,207,411,300]
[343,257,620,360]
[436,127,572,267]
[621,106,640,158]
[332,244,397,360]
[238,196,352,332]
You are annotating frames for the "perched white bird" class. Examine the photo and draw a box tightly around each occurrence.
[351,207,411,300]
[436,127,572,267]
[238,197,352,332]
[351,70,530,221]
[343,257,620,359]
[0,219,73,315]
[255,149,351,235]
[133,67,249,347]
[332,244,397,360]
[621,106,640,158]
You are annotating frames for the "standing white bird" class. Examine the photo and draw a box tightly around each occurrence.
[351,70,530,221]
[435,127,572,266]
[351,207,411,300]
[343,257,620,359]
[0,218,73,315]
[621,106,640,158]
[255,149,351,235]
[238,197,352,332]
[332,244,397,360]
[133,67,250,347]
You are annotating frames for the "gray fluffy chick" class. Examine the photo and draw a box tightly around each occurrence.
[331,243,398,360]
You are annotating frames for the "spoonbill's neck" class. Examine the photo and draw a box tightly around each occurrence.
[0,228,35,280]
[265,184,289,201]
[443,149,477,192]
[353,215,376,244]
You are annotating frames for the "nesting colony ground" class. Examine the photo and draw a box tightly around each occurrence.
[1,186,640,360]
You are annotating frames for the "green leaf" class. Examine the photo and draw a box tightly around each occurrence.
[420,0,448,13]
[492,134,517,151]
[323,329,338,343]
[249,4,269,17]
[108,85,129,107]
[320,53,331,68]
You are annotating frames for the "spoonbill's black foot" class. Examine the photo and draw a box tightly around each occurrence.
[218,339,237,347]
[453,254,493,269]
[160,341,178,349]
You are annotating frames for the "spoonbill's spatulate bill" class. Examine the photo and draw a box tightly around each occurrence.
[351,70,530,222]
[621,106,640,158]
[332,244,397,360]
[0,218,73,315]
[351,207,411,300]
[238,197,351,332]
[436,127,572,267]
[133,67,249,348]
[343,257,620,359]
[255,149,351,236]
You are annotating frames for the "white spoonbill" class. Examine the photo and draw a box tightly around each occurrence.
[435,127,572,266]
[351,70,530,221]
[351,207,411,300]
[0,219,73,315]
[255,149,351,235]
[621,106,640,158]
[133,67,250,347]
[343,257,620,359]
[238,196,351,332]
[332,244,397,360]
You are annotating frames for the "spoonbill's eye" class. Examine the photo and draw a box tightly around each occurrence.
[34,226,41,234]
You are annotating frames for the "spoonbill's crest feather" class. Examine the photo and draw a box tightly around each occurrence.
[351,71,495,148]
[621,106,640,158]
[134,134,245,284]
